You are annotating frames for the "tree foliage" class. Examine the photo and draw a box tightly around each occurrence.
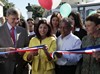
[0,0,8,5]
[31,5,45,19]
[0,0,14,16]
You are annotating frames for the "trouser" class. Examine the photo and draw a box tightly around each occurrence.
[55,64,77,74]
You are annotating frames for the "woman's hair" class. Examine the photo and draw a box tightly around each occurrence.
[35,19,52,39]
[86,13,100,26]
[27,18,34,22]
[19,19,27,29]
[68,11,83,28]
[50,12,60,29]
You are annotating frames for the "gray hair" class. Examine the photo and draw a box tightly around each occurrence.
[60,18,73,28]
[6,7,21,16]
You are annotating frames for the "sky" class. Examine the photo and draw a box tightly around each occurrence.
[8,0,39,20]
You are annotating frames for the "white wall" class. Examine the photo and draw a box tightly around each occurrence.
[0,1,4,17]
[0,5,3,17]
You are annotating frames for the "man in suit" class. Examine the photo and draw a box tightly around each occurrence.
[0,7,29,74]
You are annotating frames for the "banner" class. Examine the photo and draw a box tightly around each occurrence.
[0,45,100,59]
[0,45,44,54]
[51,45,100,58]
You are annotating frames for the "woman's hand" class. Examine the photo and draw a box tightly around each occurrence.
[42,45,48,52]
[27,51,38,61]
[30,51,38,56]
[42,45,52,61]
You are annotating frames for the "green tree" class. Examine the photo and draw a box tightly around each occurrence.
[31,5,45,19]
[0,0,14,16]
[59,2,66,6]
[0,0,8,5]
[26,3,45,19]
[0,0,14,7]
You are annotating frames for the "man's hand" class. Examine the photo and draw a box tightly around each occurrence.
[6,47,15,51]
[55,52,62,58]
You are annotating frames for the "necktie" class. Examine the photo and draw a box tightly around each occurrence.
[11,27,15,44]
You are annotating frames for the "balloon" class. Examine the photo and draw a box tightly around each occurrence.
[52,0,62,9]
[38,0,61,10]
[88,10,97,16]
[38,0,52,10]
[60,3,72,18]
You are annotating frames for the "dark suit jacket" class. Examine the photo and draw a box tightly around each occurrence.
[0,23,29,74]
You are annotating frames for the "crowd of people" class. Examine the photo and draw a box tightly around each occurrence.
[0,7,100,74]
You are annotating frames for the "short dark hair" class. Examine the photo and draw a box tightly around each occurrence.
[6,7,20,16]
[60,18,73,28]
[27,18,34,22]
[86,13,100,26]
[35,19,52,39]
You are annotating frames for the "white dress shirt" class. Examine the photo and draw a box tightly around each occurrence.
[7,22,17,46]
[56,33,82,66]
[7,22,17,37]
[28,31,35,36]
